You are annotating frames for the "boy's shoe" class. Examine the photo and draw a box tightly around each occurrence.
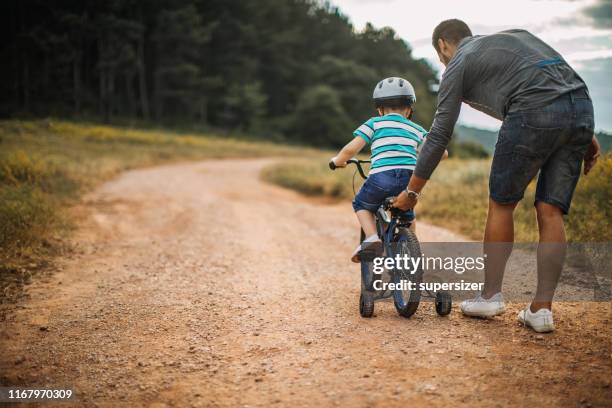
[518,307,555,333]
[460,292,505,317]
[351,236,383,263]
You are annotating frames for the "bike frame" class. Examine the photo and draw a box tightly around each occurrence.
[329,157,450,316]
[338,158,411,245]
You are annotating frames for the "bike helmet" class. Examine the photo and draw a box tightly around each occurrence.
[372,77,416,106]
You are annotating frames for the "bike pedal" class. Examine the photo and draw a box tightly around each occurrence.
[359,249,378,262]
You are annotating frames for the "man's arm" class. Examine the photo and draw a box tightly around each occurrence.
[414,57,465,181]
[392,55,465,210]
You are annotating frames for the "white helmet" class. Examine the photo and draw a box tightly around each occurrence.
[372,77,416,106]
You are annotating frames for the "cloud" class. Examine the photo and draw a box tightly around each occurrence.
[330,0,612,131]
[575,57,612,131]
[583,0,612,29]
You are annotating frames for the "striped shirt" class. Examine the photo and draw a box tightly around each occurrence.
[353,113,427,174]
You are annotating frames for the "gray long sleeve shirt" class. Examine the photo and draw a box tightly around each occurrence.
[414,29,587,179]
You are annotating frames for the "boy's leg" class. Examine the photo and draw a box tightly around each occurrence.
[356,210,377,238]
[352,210,382,263]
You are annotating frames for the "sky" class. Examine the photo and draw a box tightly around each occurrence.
[330,0,612,132]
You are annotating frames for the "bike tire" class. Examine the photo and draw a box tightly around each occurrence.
[359,292,375,318]
[391,227,422,318]
[435,291,452,316]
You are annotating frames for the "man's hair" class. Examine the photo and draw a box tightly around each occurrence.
[432,19,472,52]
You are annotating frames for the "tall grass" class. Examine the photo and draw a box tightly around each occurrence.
[262,154,611,242]
[0,119,305,277]
[261,159,358,198]
[566,153,612,242]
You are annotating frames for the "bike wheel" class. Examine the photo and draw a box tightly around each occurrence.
[359,228,382,292]
[360,257,377,292]
[391,228,422,318]
[360,291,374,318]
[435,291,452,316]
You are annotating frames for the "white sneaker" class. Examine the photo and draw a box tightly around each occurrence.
[518,307,555,333]
[460,292,505,317]
[351,235,382,263]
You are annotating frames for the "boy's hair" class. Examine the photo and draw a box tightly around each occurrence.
[432,19,472,52]
[375,97,412,110]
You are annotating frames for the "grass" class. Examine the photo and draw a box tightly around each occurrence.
[261,154,611,242]
[261,159,359,198]
[2,118,609,301]
[0,119,308,279]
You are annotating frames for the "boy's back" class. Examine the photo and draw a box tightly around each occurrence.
[330,76,443,262]
[354,113,428,175]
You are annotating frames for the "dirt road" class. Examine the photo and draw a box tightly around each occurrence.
[1,159,610,407]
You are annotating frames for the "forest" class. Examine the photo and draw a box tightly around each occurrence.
[0,0,440,148]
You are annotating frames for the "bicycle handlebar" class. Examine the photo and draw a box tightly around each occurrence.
[383,197,395,210]
[328,158,370,179]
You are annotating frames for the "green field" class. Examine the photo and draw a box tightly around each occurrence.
[0,120,309,278]
[262,154,611,242]
[2,119,609,297]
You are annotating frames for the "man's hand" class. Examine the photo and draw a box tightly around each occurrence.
[583,136,601,175]
[392,174,428,210]
[392,190,418,210]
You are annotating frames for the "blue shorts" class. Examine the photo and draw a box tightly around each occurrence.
[490,88,594,214]
[352,169,416,221]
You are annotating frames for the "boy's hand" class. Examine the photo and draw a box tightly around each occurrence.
[330,156,347,168]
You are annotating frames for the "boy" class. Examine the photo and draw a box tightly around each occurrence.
[330,77,447,262]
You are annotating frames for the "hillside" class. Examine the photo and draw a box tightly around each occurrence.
[455,125,498,152]
[456,124,611,153]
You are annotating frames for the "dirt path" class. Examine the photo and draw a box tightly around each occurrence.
[1,159,610,407]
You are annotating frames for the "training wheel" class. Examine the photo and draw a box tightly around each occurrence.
[360,292,374,318]
[435,291,452,316]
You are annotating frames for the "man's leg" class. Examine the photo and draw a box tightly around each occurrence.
[532,201,566,312]
[481,199,518,298]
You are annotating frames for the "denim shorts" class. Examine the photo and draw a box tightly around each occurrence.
[490,88,594,214]
[352,169,416,221]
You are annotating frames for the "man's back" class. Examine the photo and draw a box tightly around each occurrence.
[456,29,586,119]
[414,27,591,181]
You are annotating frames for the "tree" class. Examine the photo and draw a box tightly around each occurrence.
[314,55,379,122]
[0,0,441,147]
[96,12,141,121]
[290,85,353,148]
[220,82,267,132]
[152,4,208,121]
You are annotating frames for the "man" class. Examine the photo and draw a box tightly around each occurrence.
[392,19,600,332]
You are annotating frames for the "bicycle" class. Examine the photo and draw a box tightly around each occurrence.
[329,158,452,318]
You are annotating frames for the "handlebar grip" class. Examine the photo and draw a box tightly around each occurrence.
[328,160,337,170]
[383,197,395,210]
